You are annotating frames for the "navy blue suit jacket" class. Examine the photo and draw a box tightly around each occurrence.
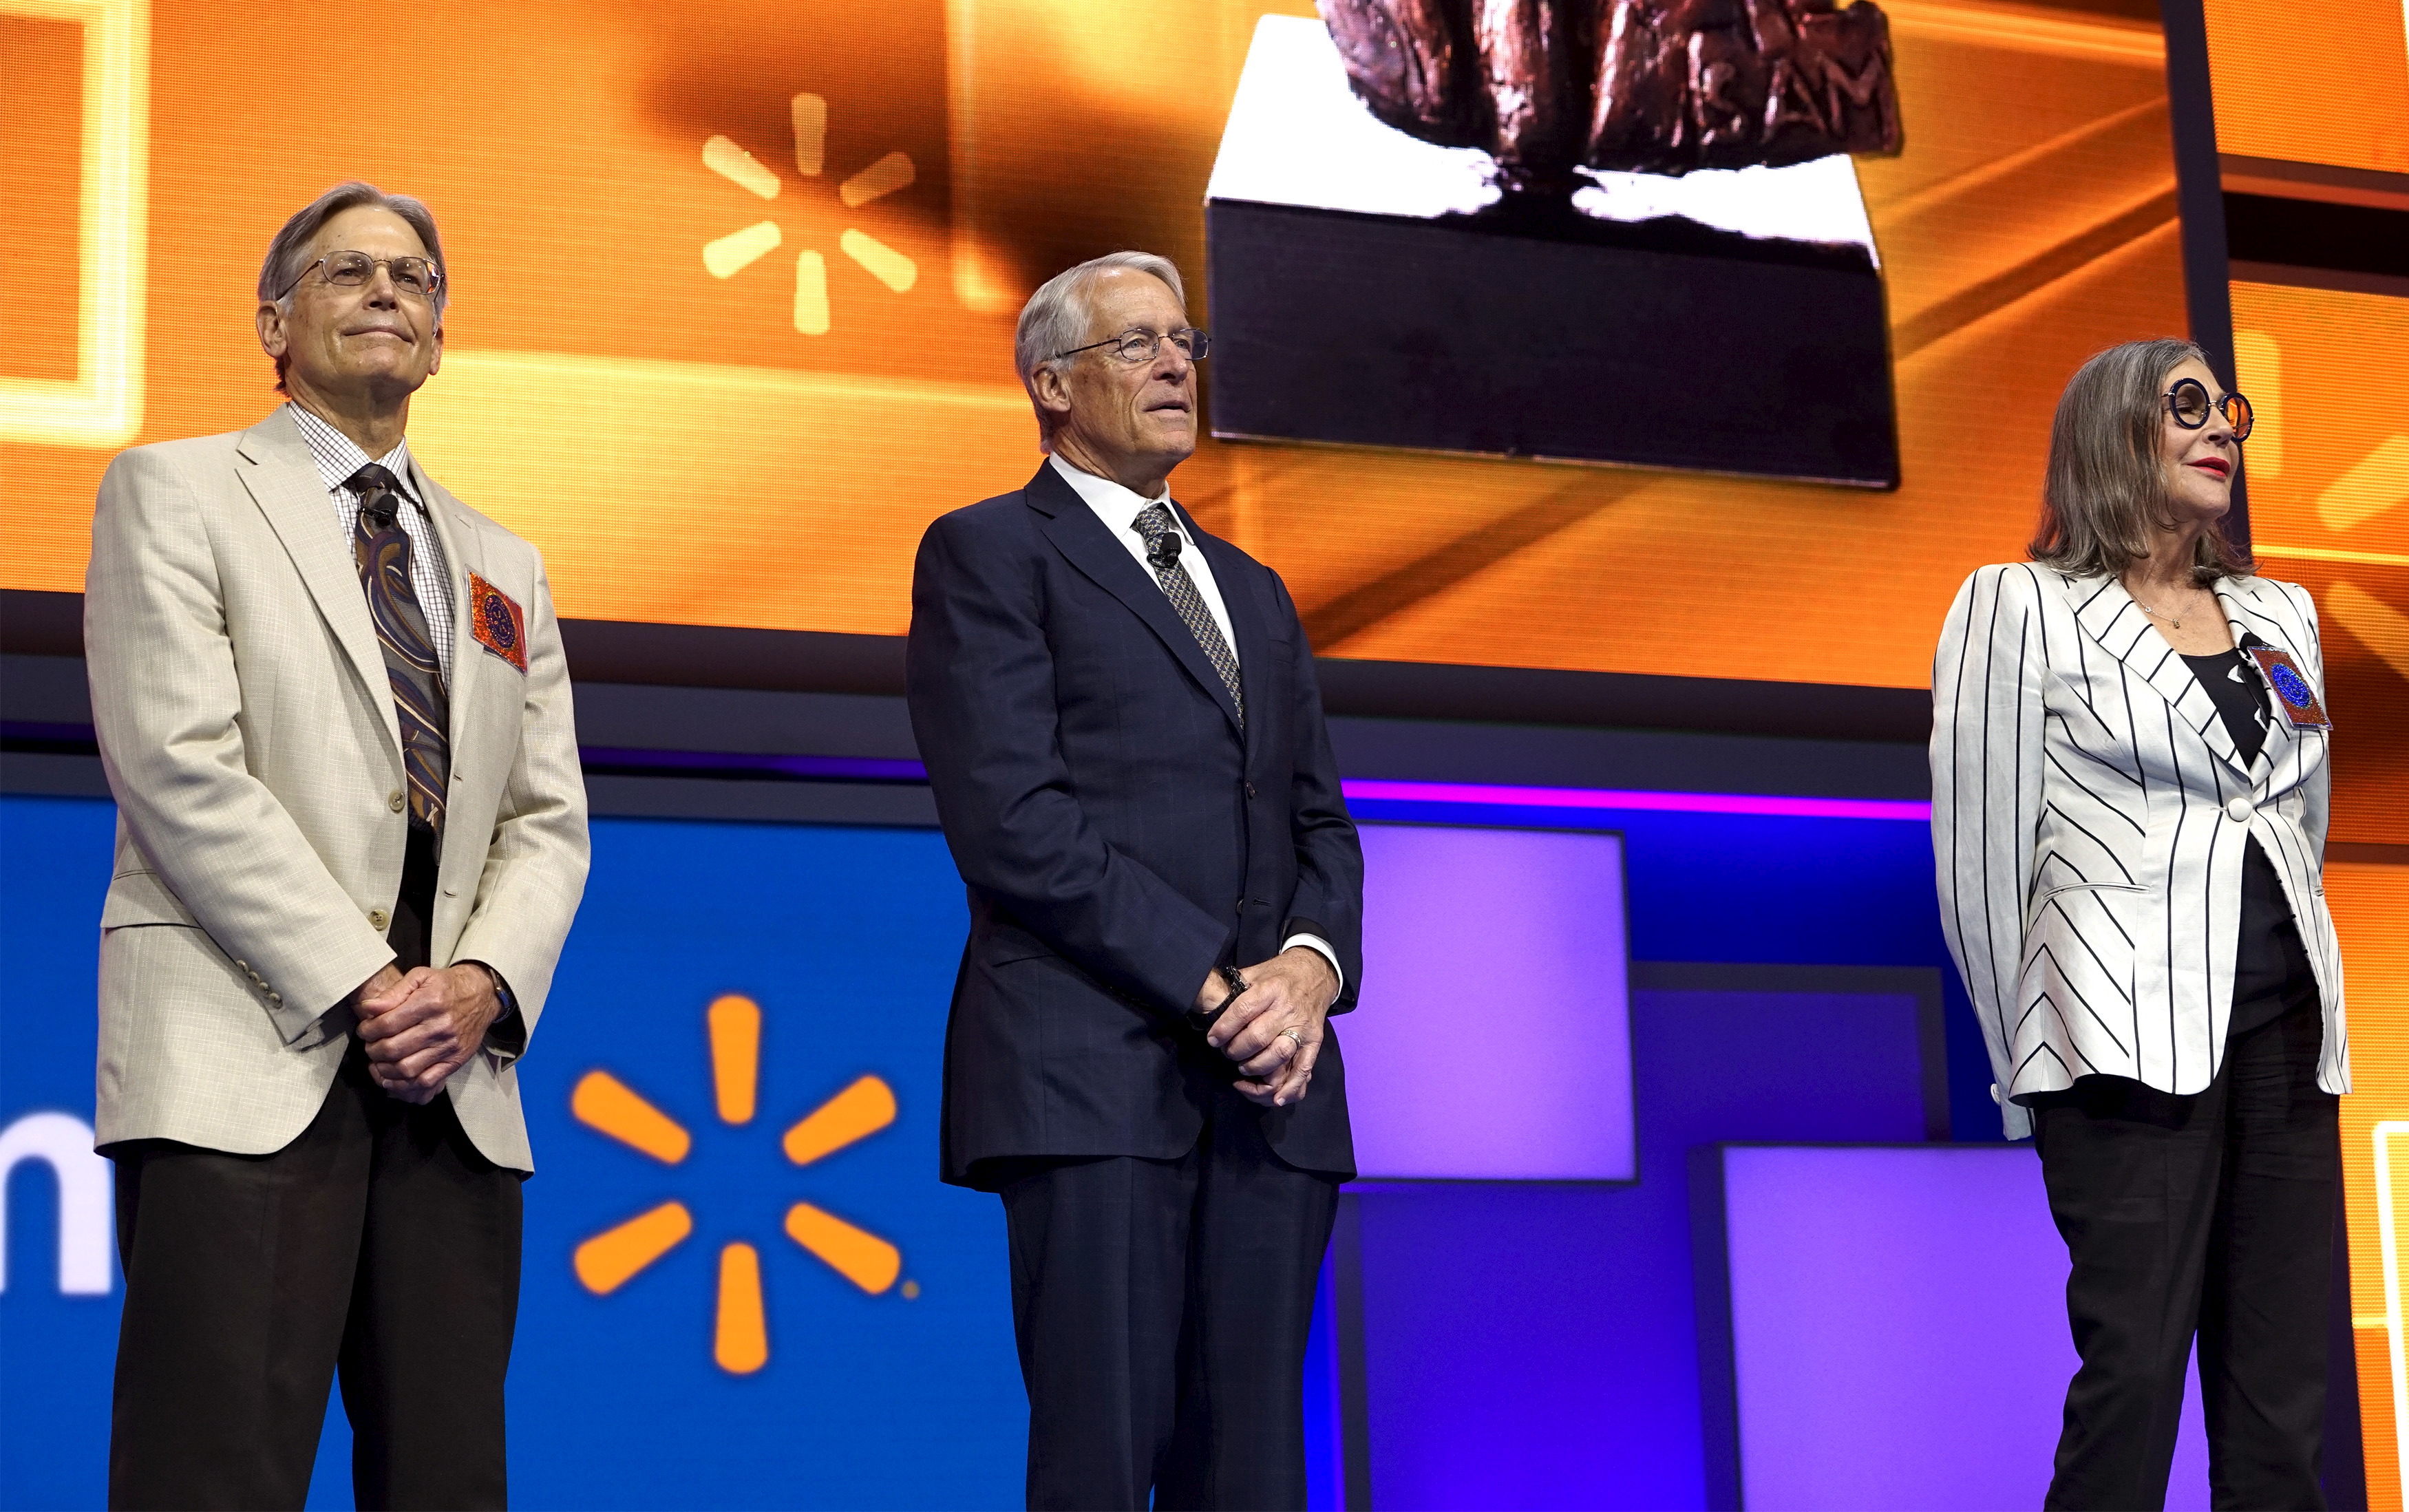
[906,461,1364,1189]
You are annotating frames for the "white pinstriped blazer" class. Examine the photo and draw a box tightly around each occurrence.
[1931,564,2347,1139]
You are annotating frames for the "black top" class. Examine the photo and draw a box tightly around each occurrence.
[2183,648,2313,1037]
[2182,648,2272,765]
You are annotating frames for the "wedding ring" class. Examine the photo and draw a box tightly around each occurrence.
[1279,1027,1306,1050]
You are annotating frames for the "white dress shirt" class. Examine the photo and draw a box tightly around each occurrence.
[288,402,457,683]
[1050,455,1240,665]
[1046,455,1343,992]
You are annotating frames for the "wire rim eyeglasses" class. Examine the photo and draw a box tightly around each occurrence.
[276,251,444,303]
[1053,327,1211,365]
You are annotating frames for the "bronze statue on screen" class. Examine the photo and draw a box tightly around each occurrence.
[1318,0,1903,191]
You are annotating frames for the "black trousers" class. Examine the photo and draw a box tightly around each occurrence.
[2033,983,2338,1511]
[108,829,522,1511]
[997,1087,1343,1511]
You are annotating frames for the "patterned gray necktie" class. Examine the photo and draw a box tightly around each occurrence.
[1130,502,1243,725]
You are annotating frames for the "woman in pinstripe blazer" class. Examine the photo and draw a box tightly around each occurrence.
[1933,339,2346,1510]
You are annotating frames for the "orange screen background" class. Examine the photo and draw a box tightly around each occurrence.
[8,0,2190,697]
[2203,0,2409,1467]
[2203,0,2409,172]
[2229,279,2409,1501]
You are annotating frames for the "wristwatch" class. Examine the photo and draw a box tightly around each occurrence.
[1187,963,1249,1032]
[469,959,518,1020]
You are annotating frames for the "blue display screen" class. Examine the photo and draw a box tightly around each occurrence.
[0,797,1026,1511]
[3,787,1974,1511]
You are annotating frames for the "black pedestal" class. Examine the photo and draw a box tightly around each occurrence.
[1205,198,1900,488]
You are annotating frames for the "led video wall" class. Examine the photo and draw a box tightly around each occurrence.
[3,0,2192,692]
[2198,0,2409,1488]
[2220,272,2409,1506]
[2203,0,2408,174]
[0,796,1649,1507]
[0,798,1032,1510]
[2222,283,2409,845]
[10,796,2400,1506]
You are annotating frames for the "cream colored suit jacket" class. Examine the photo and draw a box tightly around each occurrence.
[84,407,590,1171]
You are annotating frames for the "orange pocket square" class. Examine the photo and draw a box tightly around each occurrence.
[468,573,529,672]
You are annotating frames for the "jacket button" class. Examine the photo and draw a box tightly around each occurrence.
[1245,782,1257,800]
[235,959,249,972]
[388,791,406,813]
[2225,796,2253,823]
[268,992,282,1005]
[369,908,390,930]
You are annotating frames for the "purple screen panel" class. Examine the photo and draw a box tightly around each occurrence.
[1345,824,1632,1182]
[1722,1146,2207,1510]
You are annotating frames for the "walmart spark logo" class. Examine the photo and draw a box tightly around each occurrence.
[699,93,917,334]
[570,994,906,1374]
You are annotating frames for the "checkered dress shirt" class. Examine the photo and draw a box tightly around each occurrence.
[288,402,458,682]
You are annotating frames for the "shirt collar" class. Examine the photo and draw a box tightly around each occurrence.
[287,401,418,505]
[1048,454,1173,535]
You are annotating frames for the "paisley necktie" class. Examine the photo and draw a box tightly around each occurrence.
[348,462,450,837]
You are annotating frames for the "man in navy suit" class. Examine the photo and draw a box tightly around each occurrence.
[906,251,1363,1509]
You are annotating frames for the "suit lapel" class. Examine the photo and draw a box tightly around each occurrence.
[233,409,400,754]
[413,462,485,760]
[2214,576,2307,780]
[410,462,494,875]
[2063,573,2248,778]
[1187,503,1269,757]
[1026,465,1244,735]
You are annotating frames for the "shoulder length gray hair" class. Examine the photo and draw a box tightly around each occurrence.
[256,181,449,394]
[1013,251,1186,449]
[2029,337,2252,584]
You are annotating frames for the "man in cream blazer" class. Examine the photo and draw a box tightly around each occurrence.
[85,182,587,1510]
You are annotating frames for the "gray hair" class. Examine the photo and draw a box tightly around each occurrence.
[257,181,449,393]
[1013,252,1187,447]
[2030,337,2252,584]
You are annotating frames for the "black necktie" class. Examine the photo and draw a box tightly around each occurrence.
[348,463,449,837]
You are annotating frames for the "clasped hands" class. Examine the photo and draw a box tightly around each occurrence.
[349,961,502,1104]
[1193,947,1339,1109]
